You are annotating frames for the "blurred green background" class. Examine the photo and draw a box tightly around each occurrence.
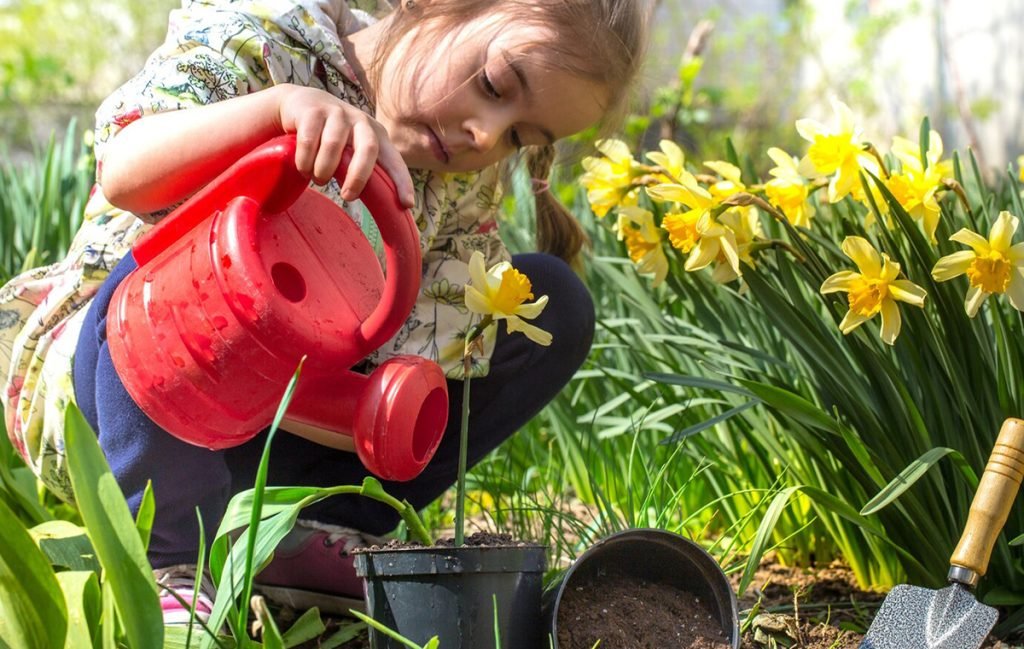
[5,0,1024,174]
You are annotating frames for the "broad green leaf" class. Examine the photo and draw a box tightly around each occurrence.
[0,496,67,649]
[56,570,100,649]
[215,486,320,540]
[30,520,100,573]
[0,417,50,526]
[64,403,163,649]
[982,587,1024,607]
[861,447,974,516]
[280,607,326,648]
[205,509,302,649]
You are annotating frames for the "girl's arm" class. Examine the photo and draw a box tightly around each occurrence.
[99,83,415,214]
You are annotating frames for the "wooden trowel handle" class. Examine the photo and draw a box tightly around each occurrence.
[950,417,1024,581]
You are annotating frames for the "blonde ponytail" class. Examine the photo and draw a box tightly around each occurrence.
[527,145,589,269]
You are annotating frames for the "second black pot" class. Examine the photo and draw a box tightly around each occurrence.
[353,543,546,649]
[543,528,740,648]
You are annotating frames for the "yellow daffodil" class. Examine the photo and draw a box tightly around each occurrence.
[796,99,873,204]
[647,179,742,277]
[931,211,1024,317]
[765,147,815,228]
[615,206,669,287]
[662,208,702,253]
[646,140,694,185]
[647,179,715,212]
[884,132,953,243]
[686,213,741,276]
[580,139,642,217]
[1017,155,1024,183]
[649,180,713,251]
[465,251,552,346]
[704,160,747,202]
[820,236,927,344]
[712,208,763,284]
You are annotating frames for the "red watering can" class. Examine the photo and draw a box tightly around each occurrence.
[106,135,448,481]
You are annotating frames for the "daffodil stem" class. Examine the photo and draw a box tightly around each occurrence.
[943,179,975,220]
[454,315,492,547]
[454,354,472,547]
[863,143,891,179]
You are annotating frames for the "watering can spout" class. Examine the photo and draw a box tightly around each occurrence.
[106,135,448,481]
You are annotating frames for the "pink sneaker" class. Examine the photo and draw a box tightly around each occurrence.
[154,564,216,627]
[254,520,381,615]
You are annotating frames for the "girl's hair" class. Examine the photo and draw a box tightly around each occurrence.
[370,0,651,265]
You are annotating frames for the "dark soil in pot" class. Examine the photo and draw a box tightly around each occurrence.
[556,568,732,649]
[363,531,526,550]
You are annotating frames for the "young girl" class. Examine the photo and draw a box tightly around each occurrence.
[0,0,649,621]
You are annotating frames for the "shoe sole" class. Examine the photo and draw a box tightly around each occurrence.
[253,584,366,617]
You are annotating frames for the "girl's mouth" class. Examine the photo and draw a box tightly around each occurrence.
[426,126,450,164]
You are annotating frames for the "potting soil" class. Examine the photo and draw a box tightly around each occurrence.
[556,569,731,649]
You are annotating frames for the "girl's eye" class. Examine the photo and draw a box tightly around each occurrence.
[481,70,501,98]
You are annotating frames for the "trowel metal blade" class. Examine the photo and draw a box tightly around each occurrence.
[860,583,997,649]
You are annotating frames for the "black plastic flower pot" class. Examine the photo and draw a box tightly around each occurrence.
[353,543,546,649]
[543,528,740,649]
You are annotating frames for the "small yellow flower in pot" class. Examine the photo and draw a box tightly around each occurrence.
[464,251,552,346]
[820,236,927,344]
[931,210,1024,317]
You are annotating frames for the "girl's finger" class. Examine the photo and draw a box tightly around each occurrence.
[339,119,380,201]
[293,110,328,179]
[312,113,350,185]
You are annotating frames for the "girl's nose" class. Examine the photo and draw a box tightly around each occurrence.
[465,114,506,153]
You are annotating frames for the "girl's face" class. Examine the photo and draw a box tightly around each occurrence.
[372,13,609,173]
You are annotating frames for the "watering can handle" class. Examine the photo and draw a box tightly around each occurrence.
[132,134,422,350]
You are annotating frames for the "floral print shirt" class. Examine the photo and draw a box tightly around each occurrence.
[0,0,508,502]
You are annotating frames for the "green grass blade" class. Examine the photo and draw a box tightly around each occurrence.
[135,480,155,552]
[736,485,803,595]
[236,359,305,633]
[659,401,760,445]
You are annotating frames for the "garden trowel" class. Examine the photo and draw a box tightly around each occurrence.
[860,417,1024,649]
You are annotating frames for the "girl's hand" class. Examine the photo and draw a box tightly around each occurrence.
[274,84,415,208]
